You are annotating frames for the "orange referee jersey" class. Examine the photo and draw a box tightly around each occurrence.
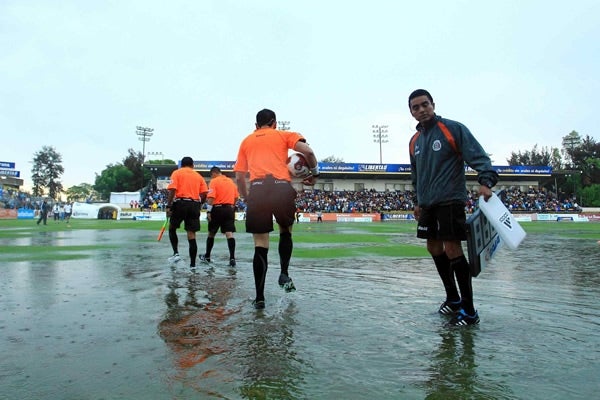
[233,127,305,181]
[167,167,208,200]
[207,174,239,205]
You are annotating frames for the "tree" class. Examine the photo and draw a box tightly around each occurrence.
[94,164,134,200]
[550,148,563,171]
[569,135,600,181]
[581,184,600,206]
[506,144,562,169]
[31,146,64,199]
[146,158,177,165]
[561,130,582,168]
[65,183,98,202]
[93,149,171,199]
[122,148,147,190]
[321,155,345,163]
[582,157,600,186]
[559,131,600,206]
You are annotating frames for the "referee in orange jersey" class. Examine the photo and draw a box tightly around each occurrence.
[166,156,209,269]
[200,166,239,267]
[234,108,319,309]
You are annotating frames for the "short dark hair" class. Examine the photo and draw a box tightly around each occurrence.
[408,89,434,106]
[210,166,221,174]
[181,157,194,167]
[256,108,276,127]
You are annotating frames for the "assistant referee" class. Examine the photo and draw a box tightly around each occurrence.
[200,166,239,267]
[166,156,209,269]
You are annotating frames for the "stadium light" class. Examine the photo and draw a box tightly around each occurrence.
[278,121,290,131]
[372,124,389,164]
[147,151,164,162]
[136,126,154,189]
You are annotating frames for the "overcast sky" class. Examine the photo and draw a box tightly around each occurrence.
[2,0,599,188]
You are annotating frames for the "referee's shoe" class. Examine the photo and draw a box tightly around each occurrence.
[278,273,296,292]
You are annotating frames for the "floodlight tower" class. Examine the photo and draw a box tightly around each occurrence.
[278,121,290,131]
[372,124,389,164]
[136,126,154,189]
[147,151,164,162]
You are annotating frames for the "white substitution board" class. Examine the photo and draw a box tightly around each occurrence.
[466,208,502,277]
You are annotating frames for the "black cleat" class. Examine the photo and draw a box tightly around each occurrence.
[439,300,462,315]
[253,300,265,309]
[447,309,480,327]
[278,273,296,292]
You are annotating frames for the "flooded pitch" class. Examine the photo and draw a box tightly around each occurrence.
[1,225,599,399]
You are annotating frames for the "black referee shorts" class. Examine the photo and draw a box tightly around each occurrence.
[170,200,201,232]
[207,205,236,234]
[245,179,297,233]
[417,203,467,241]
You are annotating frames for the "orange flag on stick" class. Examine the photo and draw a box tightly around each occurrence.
[157,218,169,241]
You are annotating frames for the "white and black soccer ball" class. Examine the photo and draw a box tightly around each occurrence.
[287,152,311,178]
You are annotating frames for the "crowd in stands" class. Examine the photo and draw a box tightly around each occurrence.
[294,186,581,214]
[496,186,581,213]
[135,188,169,212]
[1,186,582,214]
[0,188,35,210]
[0,189,77,219]
[295,189,414,214]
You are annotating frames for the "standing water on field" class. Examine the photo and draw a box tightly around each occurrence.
[1,224,599,399]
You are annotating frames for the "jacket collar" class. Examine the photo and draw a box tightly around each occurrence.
[417,114,440,132]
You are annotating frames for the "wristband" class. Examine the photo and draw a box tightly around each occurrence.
[206,204,213,212]
[310,166,320,176]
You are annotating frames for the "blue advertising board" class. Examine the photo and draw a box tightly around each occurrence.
[0,169,20,177]
[182,160,552,176]
[0,161,16,169]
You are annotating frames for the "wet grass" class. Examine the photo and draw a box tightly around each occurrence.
[519,221,600,239]
[0,244,114,262]
[291,222,426,257]
[293,244,425,258]
[0,218,163,235]
[0,218,597,262]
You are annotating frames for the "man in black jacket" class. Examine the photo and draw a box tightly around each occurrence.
[37,199,48,225]
[408,89,498,327]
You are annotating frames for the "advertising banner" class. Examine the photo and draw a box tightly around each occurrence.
[0,161,16,169]
[0,169,20,177]
[295,212,380,222]
[0,209,18,219]
[188,161,552,176]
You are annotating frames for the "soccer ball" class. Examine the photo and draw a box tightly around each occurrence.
[287,152,311,178]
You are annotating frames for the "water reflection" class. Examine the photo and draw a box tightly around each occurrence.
[157,265,240,393]
[425,328,477,399]
[238,301,308,400]
[2,224,600,399]
[424,328,516,400]
[568,241,600,289]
